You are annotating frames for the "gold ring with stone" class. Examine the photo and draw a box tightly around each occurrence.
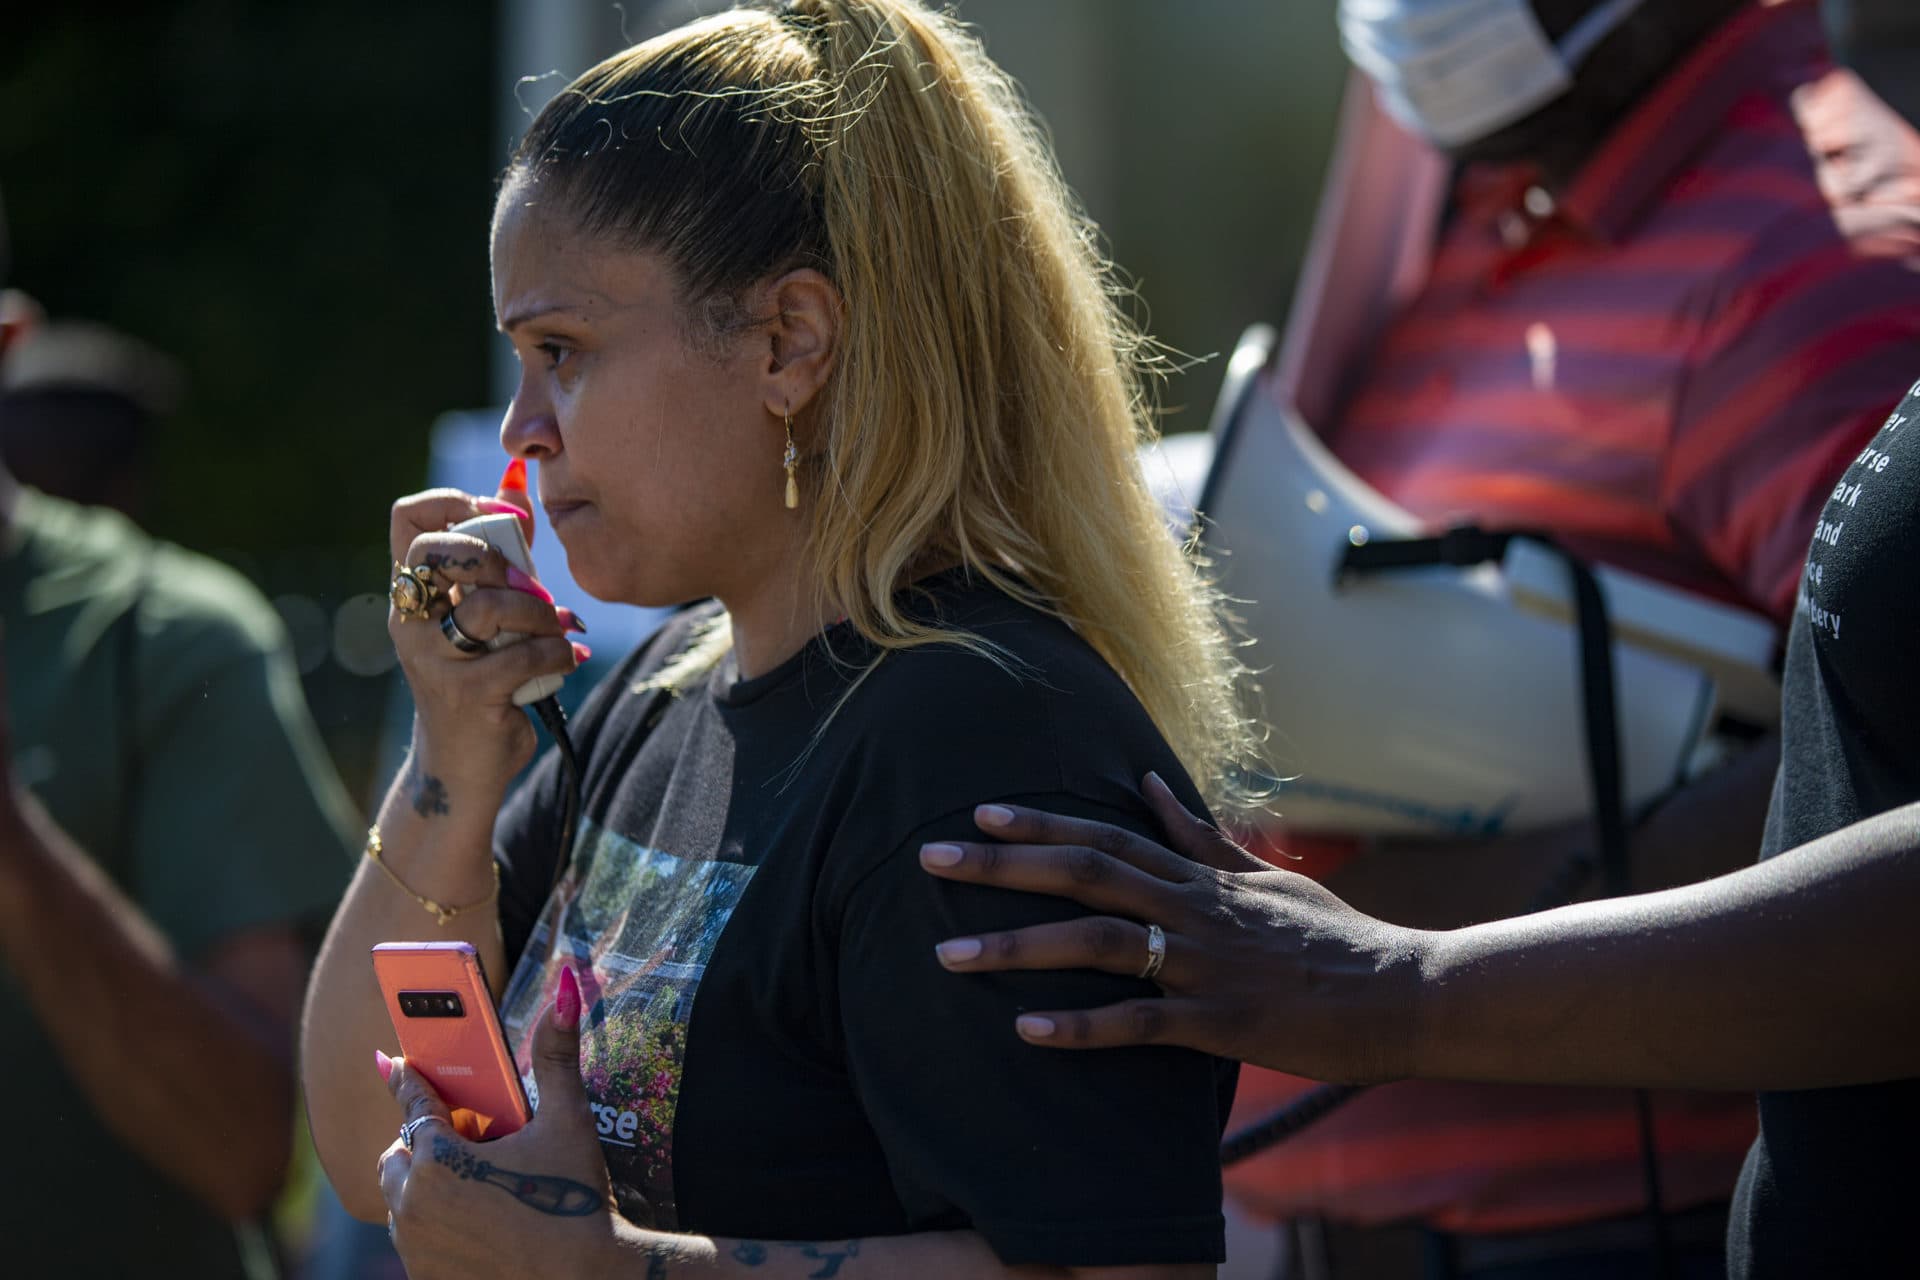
[388,561,439,621]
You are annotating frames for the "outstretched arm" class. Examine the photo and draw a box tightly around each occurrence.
[922,774,1920,1091]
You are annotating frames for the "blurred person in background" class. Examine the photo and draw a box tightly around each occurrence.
[0,194,357,1276]
[911,360,1920,1278]
[0,318,181,520]
[1033,0,1920,1276]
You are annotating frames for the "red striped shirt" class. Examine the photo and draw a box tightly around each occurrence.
[1229,0,1920,1235]
[1331,0,1920,623]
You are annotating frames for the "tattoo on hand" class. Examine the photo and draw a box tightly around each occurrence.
[430,1134,601,1216]
[423,551,486,572]
[409,764,450,818]
[730,1240,862,1277]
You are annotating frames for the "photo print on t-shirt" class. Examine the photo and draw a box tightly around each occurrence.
[497,817,759,1229]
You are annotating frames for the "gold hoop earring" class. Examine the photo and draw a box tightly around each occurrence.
[782,410,799,510]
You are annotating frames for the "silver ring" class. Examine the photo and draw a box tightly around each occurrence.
[1139,923,1166,981]
[400,1115,436,1153]
[440,607,488,655]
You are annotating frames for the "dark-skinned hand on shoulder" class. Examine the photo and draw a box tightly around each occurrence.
[918,773,1426,1084]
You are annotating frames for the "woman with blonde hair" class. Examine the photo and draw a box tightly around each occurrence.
[303,1,1251,1275]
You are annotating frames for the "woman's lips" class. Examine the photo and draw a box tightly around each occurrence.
[544,500,590,529]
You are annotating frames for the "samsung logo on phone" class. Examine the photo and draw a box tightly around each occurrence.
[434,1065,476,1077]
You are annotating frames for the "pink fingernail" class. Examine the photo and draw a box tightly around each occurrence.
[1017,1015,1056,1039]
[555,607,588,634]
[476,498,533,524]
[920,843,963,867]
[505,565,554,604]
[375,1049,395,1083]
[571,641,592,665]
[936,938,982,965]
[976,804,1015,829]
[554,966,581,1029]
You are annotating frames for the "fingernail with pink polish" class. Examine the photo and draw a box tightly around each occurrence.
[375,1049,395,1084]
[505,565,554,603]
[476,498,532,522]
[571,642,592,665]
[554,966,581,1030]
[555,607,588,634]
[920,843,963,867]
[936,938,982,965]
[976,804,1015,829]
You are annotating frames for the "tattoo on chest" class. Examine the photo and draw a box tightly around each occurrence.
[429,1134,602,1217]
[730,1240,863,1277]
[408,762,450,817]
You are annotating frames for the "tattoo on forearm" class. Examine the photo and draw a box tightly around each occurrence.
[730,1240,863,1277]
[430,1134,601,1216]
[409,763,450,818]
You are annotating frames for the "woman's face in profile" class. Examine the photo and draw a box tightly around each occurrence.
[490,200,784,608]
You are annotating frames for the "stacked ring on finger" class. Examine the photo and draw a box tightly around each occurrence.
[388,561,440,621]
[1139,923,1167,981]
[399,1115,436,1153]
[440,606,489,654]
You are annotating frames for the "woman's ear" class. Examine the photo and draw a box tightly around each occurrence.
[760,269,839,420]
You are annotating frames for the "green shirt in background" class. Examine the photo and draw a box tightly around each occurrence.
[1,487,355,1278]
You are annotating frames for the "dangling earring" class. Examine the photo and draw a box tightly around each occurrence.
[782,409,800,510]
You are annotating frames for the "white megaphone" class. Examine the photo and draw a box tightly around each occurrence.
[1141,325,1779,837]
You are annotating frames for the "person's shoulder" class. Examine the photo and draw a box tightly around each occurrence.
[16,490,285,660]
[139,537,288,660]
[835,575,1175,809]
[858,576,1141,731]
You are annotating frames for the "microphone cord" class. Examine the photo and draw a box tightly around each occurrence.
[530,696,584,904]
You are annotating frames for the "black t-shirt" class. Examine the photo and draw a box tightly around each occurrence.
[1728,381,1920,1276]
[491,571,1236,1266]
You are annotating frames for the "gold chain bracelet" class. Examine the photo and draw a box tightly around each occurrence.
[364,825,500,926]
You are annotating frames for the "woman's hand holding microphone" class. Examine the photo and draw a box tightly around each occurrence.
[386,461,588,807]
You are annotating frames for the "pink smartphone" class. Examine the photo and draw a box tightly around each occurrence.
[371,941,531,1142]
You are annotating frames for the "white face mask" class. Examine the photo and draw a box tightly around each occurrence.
[1338,0,1647,148]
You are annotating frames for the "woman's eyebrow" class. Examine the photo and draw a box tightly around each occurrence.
[498,303,586,334]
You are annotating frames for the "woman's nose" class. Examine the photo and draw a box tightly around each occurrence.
[500,383,561,461]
